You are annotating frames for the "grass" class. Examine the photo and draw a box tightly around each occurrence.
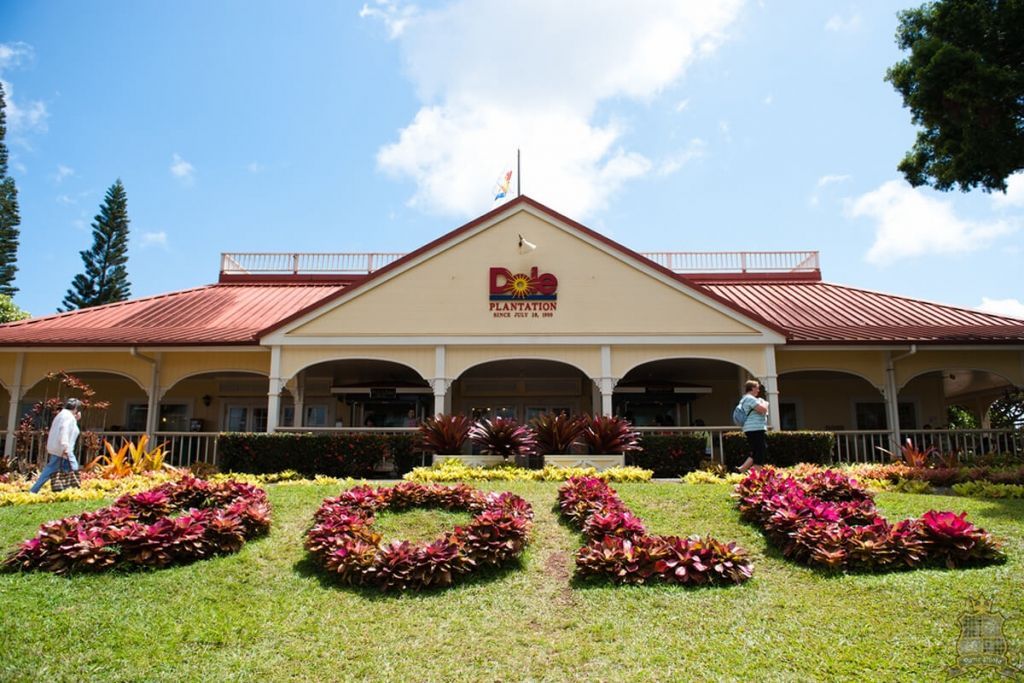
[0,481,1021,682]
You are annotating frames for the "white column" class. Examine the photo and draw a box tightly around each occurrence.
[884,352,900,452]
[763,346,780,431]
[431,345,448,416]
[267,346,283,432]
[597,345,616,417]
[144,353,162,440]
[598,378,616,417]
[4,352,24,457]
[294,373,305,428]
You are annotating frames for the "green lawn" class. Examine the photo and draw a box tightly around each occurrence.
[1,481,1021,682]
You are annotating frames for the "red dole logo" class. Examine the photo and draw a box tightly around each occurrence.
[489,267,558,300]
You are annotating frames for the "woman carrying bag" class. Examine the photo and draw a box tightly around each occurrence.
[29,397,83,493]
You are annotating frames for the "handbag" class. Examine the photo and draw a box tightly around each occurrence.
[50,457,81,492]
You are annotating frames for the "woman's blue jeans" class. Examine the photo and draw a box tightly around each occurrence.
[29,454,79,494]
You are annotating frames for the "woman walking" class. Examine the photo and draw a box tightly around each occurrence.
[735,380,768,474]
[29,398,82,493]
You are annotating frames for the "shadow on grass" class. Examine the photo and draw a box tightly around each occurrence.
[291,553,526,600]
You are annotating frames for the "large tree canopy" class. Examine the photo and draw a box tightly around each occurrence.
[886,0,1024,192]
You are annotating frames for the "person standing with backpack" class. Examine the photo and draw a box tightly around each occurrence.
[733,380,769,473]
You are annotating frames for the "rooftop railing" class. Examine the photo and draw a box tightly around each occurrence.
[220,250,820,276]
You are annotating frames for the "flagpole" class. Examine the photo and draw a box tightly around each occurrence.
[517,148,521,197]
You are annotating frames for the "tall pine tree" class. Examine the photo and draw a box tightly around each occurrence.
[61,179,131,310]
[0,81,21,296]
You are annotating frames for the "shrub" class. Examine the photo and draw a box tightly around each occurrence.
[722,431,835,467]
[557,476,752,585]
[3,477,271,574]
[735,467,1004,572]
[305,482,533,591]
[468,417,536,460]
[628,434,705,477]
[218,432,413,477]
[582,416,640,455]
[417,415,471,455]
[952,481,1024,499]
[530,413,587,455]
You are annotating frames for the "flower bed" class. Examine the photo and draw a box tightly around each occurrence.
[305,482,533,591]
[2,477,271,574]
[557,477,752,585]
[735,468,1004,571]
[404,460,652,483]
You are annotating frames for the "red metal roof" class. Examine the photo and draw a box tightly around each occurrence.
[0,283,345,346]
[0,195,1021,347]
[701,280,1024,344]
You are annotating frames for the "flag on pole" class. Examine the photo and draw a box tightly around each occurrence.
[493,169,513,201]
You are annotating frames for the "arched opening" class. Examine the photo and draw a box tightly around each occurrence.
[452,359,592,423]
[20,371,147,432]
[900,369,1014,429]
[777,370,885,431]
[617,358,753,427]
[162,371,273,433]
[294,359,430,428]
[17,371,149,465]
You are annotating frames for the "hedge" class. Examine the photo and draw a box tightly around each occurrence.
[218,433,416,477]
[722,431,835,467]
[627,434,707,477]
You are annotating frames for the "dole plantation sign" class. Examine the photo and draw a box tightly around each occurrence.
[488,267,557,318]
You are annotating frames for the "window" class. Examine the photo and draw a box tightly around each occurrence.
[780,403,798,430]
[225,404,268,432]
[126,403,190,431]
[854,402,917,430]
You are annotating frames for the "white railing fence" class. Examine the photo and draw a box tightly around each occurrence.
[219,251,819,276]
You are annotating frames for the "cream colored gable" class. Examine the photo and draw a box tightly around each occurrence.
[286,209,765,338]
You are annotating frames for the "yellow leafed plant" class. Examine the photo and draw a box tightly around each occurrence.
[87,435,176,478]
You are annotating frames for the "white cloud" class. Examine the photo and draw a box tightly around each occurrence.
[169,153,195,183]
[53,164,74,183]
[139,231,168,249]
[848,180,1016,265]
[0,42,31,70]
[657,138,707,176]
[977,297,1024,320]
[817,173,850,188]
[674,99,690,113]
[368,1,743,218]
[0,78,48,133]
[0,44,48,134]
[246,161,265,174]
[992,172,1024,209]
[360,1,418,39]
[56,194,74,205]
[762,94,773,106]
[825,13,861,32]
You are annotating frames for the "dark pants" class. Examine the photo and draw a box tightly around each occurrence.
[744,430,767,464]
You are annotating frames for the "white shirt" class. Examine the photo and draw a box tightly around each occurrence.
[46,408,80,457]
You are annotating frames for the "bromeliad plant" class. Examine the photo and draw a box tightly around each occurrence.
[305,482,533,591]
[468,417,536,460]
[557,476,752,586]
[530,413,587,455]
[87,435,176,478]
[417,414,472,455]
[582,415,641,455]
[2,477,271,574]
[735,467,1004,571]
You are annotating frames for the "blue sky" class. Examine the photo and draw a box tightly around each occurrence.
[1,0,1022,318]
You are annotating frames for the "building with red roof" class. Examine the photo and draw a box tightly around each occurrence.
[2,196,1021,465]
